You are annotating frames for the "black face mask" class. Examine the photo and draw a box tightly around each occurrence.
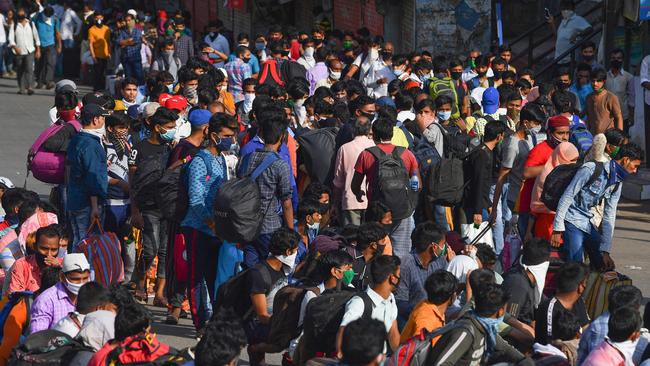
[381,50,393,59]
[583,54,595,61]
[450,71,462,80]
[242,57,251,63]
[610,60,623,69]
[313,39,323,46]
[477,71,487,78]
[555,80,571,90]
[281,50,290,57]
[493,70,504,80]
[17,14,26,20]
[374,244,385,259]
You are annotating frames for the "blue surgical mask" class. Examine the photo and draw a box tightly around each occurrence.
[393,69,404,77]
[58,247,67,258]
[160,127,177,142]
[307,222,320,243]
[609,160,630,185]
[216,137,233,152]
[229,142,240,155]
[255,42,266,51]
[437,111,452,121]
[166,84,174,93]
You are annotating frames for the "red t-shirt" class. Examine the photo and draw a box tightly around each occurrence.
[354,143,419,201]
[519,141,554,213]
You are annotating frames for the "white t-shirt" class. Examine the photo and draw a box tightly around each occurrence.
[52,312,85,338]
[555,14,591,62]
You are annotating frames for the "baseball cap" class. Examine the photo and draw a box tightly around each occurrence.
[142,102,161,119]
[62,253,90,273]
[83,91,115,110]
[481,87,499,115]
[188,109,211,127]
[127,9,137,17]
[127,105,141,120]
[158,93,174,105]
[0,177,14,190]
[376,96,395,108]
[81,103,108,124]
[55,79,77,94]
[113,100,127,112]
[164,95,188,111]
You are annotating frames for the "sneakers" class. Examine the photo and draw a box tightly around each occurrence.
[46,82,55,89]
[27,89,34,95]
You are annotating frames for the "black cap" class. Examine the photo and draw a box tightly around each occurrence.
[81,104,108,123]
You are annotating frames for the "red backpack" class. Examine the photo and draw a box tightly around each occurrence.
[106,334,188,365]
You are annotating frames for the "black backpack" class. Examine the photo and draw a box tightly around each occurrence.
[265,284,321,353]
[213,262,272,321]
[213,153,279,243]
[401,126,441,181]
[296,127,338,186]
[9,330,92,366]
[281,60,307,83]
[367,146,416,220]
[131,150,170,210]
[298,288,373,363]
[156,151,213,221]
[541,162,605,211]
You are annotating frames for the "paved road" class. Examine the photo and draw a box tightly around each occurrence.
[0,76,649,361]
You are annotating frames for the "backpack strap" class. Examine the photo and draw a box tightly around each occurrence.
[257,263,273,294]
[196,151,214,182]
[22,295,34,338]
[366,146,385,161]
[250,153,280,180]
[585,162,604,189]
[400,126,414,149]
[391,146,405,160]
[359,292,374,320]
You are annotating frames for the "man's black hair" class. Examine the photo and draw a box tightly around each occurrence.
[55,90,78,110]
[333,101,351,124]
[314,99,334,116]
[365,201,391,223]
[18,199,41,224]
[434,95,453,109]
[1,188,27,215]
[372,118,394,142]
[591,68,608,81]
[268,227,300,256]
[498,44,512,53]
[552,306,581,341]
[121,77,138,89]
[608,285,642,312]
[198,88,218,107]
[352,116,371,137]
[259,114,288,145]
[604,128,628,147]
[208,113,238,135]
[353,95,375,112]
[552,90,574,113]
[395,91,414,111]
[370,255,400,284]
[76,282,111,314]
[556,66,572,79]
[149,107,179,127]
[115,303,152,340]
[556,262,589,294]
[520,103,547,123]
[40,266,62,293]
[297,200,320,223]
[581,40,597,51]
[608,307,641,342]
[414,98,434,113]
[502,71,517,82]
[468,268,496,293]
[575,62,592,74]
[617,142,644,162]
[356,222,387,251]
[331,81,347,95]
[35,224,60,246]
[178,67,199,84]
[377,105,397,122]
[341,318,387,366]
[303,182,331,205]
[318,250,354,281]
[195,309,247,366]
[484,120,508,142]
[522,237,551,266]
[287,80,309,100]
[474,284,509,317]
[475,243,497,267]
[411,221,444,254]
[474,55,491,68]
[425,270,458,305]
[105,112,130,128]
[516,78,532,90]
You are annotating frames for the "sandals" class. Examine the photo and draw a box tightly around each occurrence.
[153,297,169,308]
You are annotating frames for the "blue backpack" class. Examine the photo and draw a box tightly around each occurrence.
[570,114,593,155]
[401,126,441,180]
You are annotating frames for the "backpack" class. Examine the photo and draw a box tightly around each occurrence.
[213,262,272,321]
[156,151,213,221]
[387,321,473,366]
[0,292,33,343]
[131,150,170,210]
[299,288,373,361]
[213,153,279,243]
[105,334,188,366]
[541,162,604,211]
[429,77,460,120]
[401,127,441,181]
[296,127,338,185]
[281,60,307,83]
[27,120,82,184]
[366,146,415,221]
[569,115,593,155]
[154,55,181,73]
[265,284,321,353]
[259,59,285,87]
[8,330,92,366]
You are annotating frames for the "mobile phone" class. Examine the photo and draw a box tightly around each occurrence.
[544,8,551,20]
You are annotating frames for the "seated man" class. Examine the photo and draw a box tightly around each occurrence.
[341,318,388,366]
[53,281,112,338]
[7,224,62,294]
[194,309,248,366]
[583,307,642,365]
[532,307,581,365]
[29,253,91,333]
[351,222,390,290]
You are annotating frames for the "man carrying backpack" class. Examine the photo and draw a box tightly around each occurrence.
[352,118,420,258]
[66,104,109,248]
[551,143,644,270]
[337,255,402,357]
[429,58,461,121]
[180,113,234,329]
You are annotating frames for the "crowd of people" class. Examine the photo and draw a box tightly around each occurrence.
[0,0,649,365]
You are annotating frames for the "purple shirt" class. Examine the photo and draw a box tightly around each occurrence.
[225,58,252,103]
[307,62,328,95]
[30,282,75,333]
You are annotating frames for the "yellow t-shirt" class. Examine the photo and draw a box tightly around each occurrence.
[88,25,111,59]
[392,127,410,148]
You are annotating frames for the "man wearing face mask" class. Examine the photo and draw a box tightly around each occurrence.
[66,104,109,248]
[246,228,300,365]
[117,14,144,85]
[337,255,401,356]
[580,41,603,70]
[297,38,316,70]
[129,107,178,306]
[204,20,229,68]
[315,58,344,90]
[8,224,62,294]
[395,222,455,327]
[350,222,390,291]
[30,253,91,333]
[363,41,395,99]
[172,18,193,65]
[552,143,644,270]
[180,112,234,329]
[585,68,624,135]
[8,7,40,95]
[605,49,635,132]
[345,36,382,82]
[152,39,181,82]
[33,6,61,90]
[549,0,592,66]
[294,200,322,265]
[225,45,253,104]
[88,12,110,91]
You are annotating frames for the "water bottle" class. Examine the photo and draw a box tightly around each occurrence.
[410,172,419,191]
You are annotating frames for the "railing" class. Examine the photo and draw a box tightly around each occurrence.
[509,0,603,69]
[534,25,603,80]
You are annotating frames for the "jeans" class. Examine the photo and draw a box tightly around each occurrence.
[243,233,273,269]
[122,57,144,85]
[14,52,34,91]
[68,205,105,251]
[0,43,5,73]
[36,45,56,85]
[389,215,415,259]
[105,204,135,282]
[341,209,364,226]
[182,227,221,329]
[137,211,168,280]
[489,183,511,255]
[562,221,604,269]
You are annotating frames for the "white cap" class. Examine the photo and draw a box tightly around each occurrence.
[127,9,138,18]
[62,253,90,273]
[0,177,14,189]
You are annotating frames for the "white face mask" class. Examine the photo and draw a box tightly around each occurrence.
[81,124,106,139]
[561,10,574,19]
[329,71,341,80]
[243,93,255,113]
[294,98,306,107]
[304,47,314,58]
[369,48,379,61]
[65,277,87,295]
[521,259,550,306]
[277,251,298,271]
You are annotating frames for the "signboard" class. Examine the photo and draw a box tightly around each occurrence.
[641,0,650,20]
